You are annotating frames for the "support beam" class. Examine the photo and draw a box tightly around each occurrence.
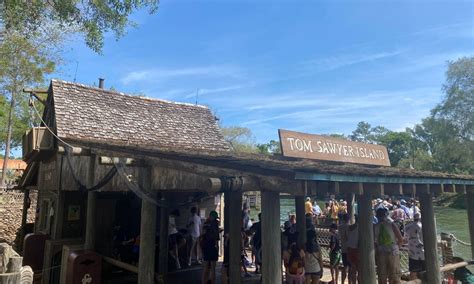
[419,185,441,284]
[138,167,157,284]
[84,155,97,250]
[224,192,230,234]
[466,188,474,259]
[228,190,242,284]
[358,191,376,284]
[295,196,306,247]
[158,197,169,275]
[346,192,355,224]
[261,191,282,284]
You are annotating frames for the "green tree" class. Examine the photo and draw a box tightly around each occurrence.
[434,57,474,141]
[220,126,257,153]
[2,0,159,53]
[0,33,55,186]
[256,140,281,155]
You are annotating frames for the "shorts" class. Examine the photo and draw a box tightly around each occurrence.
[330,251,341,267]
[169,233,179,247]
[305,270,322,277]
[408,258,425,273]
[202,246,218,262]
[347,248,359,269]
[376,251,401,281]
[342,253,350,267]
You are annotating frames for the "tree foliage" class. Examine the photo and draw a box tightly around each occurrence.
[2,0,159,53]
[256,140,281,155]
[434,56,474,141]
[0,33,55,149]
[220,126,258,153]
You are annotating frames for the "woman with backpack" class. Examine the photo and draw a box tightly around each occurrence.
[283,243,306,284]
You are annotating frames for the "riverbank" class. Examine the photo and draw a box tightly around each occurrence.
[434,193,467,209]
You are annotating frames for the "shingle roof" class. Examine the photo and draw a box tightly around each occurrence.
[50,80,231,152]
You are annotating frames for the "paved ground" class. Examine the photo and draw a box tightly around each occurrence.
[103,261,346,283]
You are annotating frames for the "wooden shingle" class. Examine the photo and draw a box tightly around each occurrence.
[50,80,231,152]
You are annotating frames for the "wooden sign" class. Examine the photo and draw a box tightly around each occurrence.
[279,129,391,166]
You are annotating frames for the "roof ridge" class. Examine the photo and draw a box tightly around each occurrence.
[51,79,209,109]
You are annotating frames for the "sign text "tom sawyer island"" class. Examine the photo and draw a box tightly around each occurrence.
[279,129,391,166]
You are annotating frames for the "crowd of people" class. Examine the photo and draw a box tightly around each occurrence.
[110,195,474,284]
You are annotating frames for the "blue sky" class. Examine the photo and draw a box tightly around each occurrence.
[54,0,473,144]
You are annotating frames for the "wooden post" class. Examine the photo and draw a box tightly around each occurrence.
[295,196,306,247]
[158,197,169,275]
[358,191,376,284]
[228,190,242,284]
[84,155,97,250]
[261,191,282,284]
[467,189,474,259]
[419,187,441,284]
[138,167,156,284]
[346,192,355,224]
[224,192,230,235]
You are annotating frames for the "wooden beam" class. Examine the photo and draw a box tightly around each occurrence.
[334,181,340,195]
[158,196,169,275]
[346,192,355,224]
[384,183,403,196]
[228,190,242,284]
[403,184,417,197]
[456,184,467,194]
[295,172,474,186]
[466,188,474,259]
[261,191,282,284]
[363,182,384,196]
[138,167,157,284]
[259,177,304,195]
[152,167,223,192]
[419,185,441,284]
[358,189,376,284]
[58,146,92,156]
[295,196,306,247]
[84,155,97,250]
[430,184,443,196]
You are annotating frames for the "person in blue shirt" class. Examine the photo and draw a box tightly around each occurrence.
[400,199,412,219]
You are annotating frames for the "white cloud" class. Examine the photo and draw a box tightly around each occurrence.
[121,66,243,85]
[303,50,406,72]
[235,87,441,134]
[183,85,244,99]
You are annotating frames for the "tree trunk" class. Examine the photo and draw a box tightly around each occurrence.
[0,90,15,188]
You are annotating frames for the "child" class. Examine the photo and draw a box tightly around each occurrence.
[329,223,341,284]
[283,243,305,284]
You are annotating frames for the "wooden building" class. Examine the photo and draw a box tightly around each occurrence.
[19,80,474,284]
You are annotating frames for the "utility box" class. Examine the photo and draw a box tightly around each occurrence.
[65,250,101,284]
[22,233,50,273]
[22,127,54,162]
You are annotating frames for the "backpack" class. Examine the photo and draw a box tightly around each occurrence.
[378,223,394,246]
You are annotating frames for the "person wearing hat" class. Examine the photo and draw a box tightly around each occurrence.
[374,206,404,284]
[404,213,425,280]
[399,199,412,219]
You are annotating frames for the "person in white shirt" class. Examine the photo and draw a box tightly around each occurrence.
[169,209,181,269]
[404,213,425,280]
[187,207,202,266]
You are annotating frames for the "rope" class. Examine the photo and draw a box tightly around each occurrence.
[449,234,472,246]
[111,158,167,208]
[30,96,166,206]
[31,98,117,192]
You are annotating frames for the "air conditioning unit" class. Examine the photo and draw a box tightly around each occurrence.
[22,127,54,162]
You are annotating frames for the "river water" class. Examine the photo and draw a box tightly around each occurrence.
[277,199,471,260]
